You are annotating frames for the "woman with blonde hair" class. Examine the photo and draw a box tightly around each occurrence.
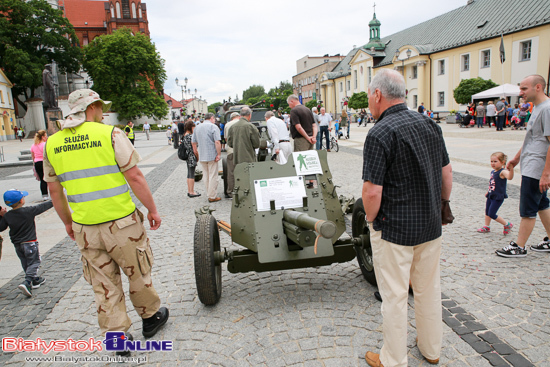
[340,110,349,139]
[30,130,49,200]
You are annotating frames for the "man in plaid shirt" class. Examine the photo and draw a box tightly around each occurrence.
[362,69,453,367]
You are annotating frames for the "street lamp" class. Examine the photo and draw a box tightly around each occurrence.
[395,48,412,75]
[176,77,188,101]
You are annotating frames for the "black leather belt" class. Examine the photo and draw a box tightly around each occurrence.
[279,140,290,143]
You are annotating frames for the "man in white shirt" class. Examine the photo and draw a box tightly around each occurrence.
[318,107,332,152]
[143,122,151,140]
[265,111,292,164]
[312,107,321,150]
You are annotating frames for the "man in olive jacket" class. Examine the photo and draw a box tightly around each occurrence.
[227,107,260,165]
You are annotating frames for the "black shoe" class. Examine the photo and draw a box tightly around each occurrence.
[18,282,32,297]
[374,291,382,302]
[116,332,133,356]
[225,193,233,199]
[188,193,201,198]
[32,277,46,289]
[142,307,169,338]
[496,241,527,258]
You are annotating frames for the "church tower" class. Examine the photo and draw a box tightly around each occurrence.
[364,7,385,51]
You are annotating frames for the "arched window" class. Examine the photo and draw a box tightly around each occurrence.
[115,2,121,18]
[138,4,142,18]
[110,4,115,18]
[131,2,136,18]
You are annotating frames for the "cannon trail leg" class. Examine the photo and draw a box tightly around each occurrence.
[194,214,222,305]
[352,198,377,286]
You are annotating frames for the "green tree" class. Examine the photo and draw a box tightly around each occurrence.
[305,100,318,109]
[348,92,369,110]
[82,28,168,121]
[0,0,81,111]
[242,84,265,102]
[208,102,223,114]
[453,77,498,105]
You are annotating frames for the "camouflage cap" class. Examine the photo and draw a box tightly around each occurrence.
[64,89,112,125]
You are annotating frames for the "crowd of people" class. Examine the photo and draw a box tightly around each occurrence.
[460,97,534,130]
[1,72,549,365]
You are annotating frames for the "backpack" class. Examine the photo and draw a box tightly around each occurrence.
[178,142,188,160]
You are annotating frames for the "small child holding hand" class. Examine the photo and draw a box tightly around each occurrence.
[478,152,514,235]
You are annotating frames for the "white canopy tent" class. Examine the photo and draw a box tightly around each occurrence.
[471,83,520,101]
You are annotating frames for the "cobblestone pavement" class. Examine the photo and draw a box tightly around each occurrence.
[1,125,549,366]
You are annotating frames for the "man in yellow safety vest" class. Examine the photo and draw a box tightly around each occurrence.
[124,121,135,145]
[43,89,168,348]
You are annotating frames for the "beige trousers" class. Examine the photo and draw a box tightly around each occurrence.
[74,209,161,335]
[293,136,313,152]
[369,224,442,367]
[201,160,219,199]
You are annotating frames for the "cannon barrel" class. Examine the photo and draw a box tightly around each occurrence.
[283,210,336,239]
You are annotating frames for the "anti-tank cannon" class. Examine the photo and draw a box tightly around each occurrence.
[194,150,376,305]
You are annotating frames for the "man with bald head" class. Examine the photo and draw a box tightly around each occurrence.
[362,69,452,367]
[496,75,550,258]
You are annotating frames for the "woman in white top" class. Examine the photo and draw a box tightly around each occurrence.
[486,101,497,127]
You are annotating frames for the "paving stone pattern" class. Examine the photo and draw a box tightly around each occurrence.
[1,149,549,366]
[0,154,181,365]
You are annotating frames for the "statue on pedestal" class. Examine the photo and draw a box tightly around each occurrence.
[42,64,58,110]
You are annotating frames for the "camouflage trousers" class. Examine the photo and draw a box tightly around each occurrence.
[73,209,160,335]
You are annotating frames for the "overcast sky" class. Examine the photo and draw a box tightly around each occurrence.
[148,0,462,105]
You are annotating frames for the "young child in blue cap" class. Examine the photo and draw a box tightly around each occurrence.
[0,190,53,297]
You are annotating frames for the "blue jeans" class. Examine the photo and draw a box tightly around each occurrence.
[15,241,41,284]
[316,131,321,150]
[476,117,484,128]
[496,115,505,130]
[320,126,330,150]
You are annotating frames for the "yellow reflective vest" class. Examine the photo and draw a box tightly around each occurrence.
[126,126,134,140]
[46,122,135,225]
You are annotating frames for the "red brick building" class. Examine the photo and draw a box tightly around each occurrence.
[59,0,150,47]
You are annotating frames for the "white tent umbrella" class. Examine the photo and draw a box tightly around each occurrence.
[471,83,520,101]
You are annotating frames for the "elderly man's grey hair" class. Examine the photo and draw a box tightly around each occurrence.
[312,107,318,113]
[287,94,299,103]
[265,111,274,119]
[240,106,252,116]
[230,112,240,119]
[368,69,406,101]
[204,112,214,120]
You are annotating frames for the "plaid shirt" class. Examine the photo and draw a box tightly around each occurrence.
[362,103,450,246]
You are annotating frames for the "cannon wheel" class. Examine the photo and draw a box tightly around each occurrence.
[352,198,377,286]
[222,157,228,196]
[194,214,222,305]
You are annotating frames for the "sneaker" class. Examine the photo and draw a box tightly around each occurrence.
[477,225,490,233]
[32,277,46,289]
[142,307,169,338]
[18,282,32,297]
[496,242,527,258]
[42,195,49,201]
[503,222,513,235]
[530,237,550,252]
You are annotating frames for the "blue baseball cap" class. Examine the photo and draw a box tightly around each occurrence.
[4,189,28,207]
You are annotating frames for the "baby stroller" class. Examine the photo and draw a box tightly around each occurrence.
[510,116,522,130]
[459,113,473,128]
